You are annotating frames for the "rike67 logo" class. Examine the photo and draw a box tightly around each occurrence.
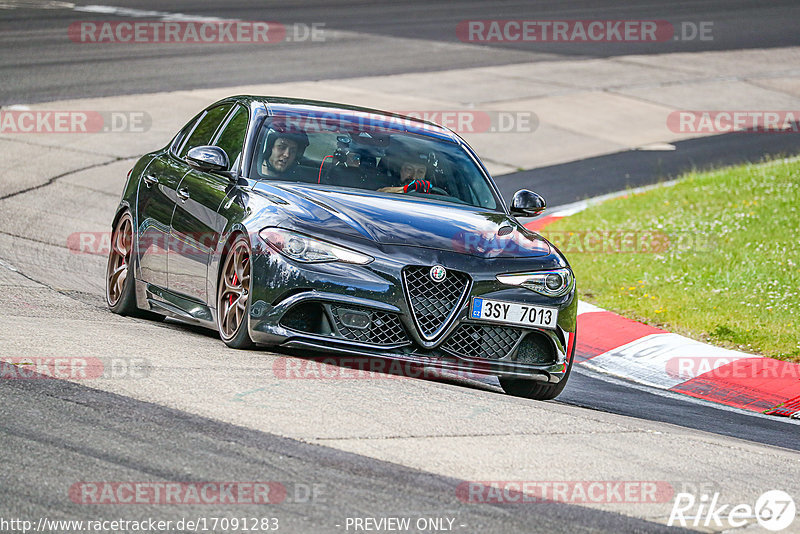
[668,490,796,531]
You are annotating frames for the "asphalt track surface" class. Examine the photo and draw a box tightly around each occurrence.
[2,2,800,533]
[2,0,800,104]
[1,376,693,534]
[496,130,800,207]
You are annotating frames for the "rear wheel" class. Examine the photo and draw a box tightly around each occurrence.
[106,210,162,320]
[217,234,254,349]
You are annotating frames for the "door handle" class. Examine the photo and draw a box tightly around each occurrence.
[177,187,190,202]
[143,174,158,187]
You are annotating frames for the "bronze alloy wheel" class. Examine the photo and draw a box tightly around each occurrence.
[106,212,133,307]
[217,235,253,346]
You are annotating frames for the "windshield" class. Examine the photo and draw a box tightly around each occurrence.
[250,114,499,210]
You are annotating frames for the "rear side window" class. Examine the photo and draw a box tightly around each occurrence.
[178,104,233,158]
[212,105,248,170]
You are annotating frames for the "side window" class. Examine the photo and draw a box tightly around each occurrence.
[170,115,200,156]
[212,105,248,170]
[178,104,233,159]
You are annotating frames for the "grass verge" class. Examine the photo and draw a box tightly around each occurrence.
[543,157,800,362]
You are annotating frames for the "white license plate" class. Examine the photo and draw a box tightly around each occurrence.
[470,298,558,330]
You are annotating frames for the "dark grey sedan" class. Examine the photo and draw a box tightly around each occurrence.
[106,96,577,399]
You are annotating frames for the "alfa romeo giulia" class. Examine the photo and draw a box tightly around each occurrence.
[106,96,577,399]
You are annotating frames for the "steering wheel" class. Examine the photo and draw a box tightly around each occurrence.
[402,184,448,196]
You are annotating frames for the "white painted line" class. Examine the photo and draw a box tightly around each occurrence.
[547,179,681,219]
[636,143,676,151]
[0,258,19,272]
[0,1,74,9]
[577,301,603,315]
[0,1,235,21]
[584,333,753,390]
[72,4,232,22]
[548,156,800,218]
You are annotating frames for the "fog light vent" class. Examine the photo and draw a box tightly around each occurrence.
[328,304,410,346]
[339,309,372,330]
[515,333,555,365]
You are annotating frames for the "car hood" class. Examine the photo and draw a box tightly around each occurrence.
[252,183,551,258]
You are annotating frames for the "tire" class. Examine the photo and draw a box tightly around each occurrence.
[500,329,576,400]
[216,234,255,349]
[106,210,163,321]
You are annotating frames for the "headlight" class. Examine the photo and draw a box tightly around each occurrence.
[259,228,373,265]
[496,268,574,297]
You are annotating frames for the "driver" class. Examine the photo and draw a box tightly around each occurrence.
[377,143,434,194]
[259,123,309,178]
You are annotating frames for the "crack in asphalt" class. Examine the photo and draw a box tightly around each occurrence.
[0,156,125,202]
[0,151,127,307]
[0,233,108,311]
[0,225,113,315]
[0,252,55,289]
[0,265,107,314]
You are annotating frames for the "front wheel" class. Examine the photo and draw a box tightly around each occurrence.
[217,234,255,349]
[500,332,576,400]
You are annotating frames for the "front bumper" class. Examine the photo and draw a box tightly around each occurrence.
[246,240,577,383]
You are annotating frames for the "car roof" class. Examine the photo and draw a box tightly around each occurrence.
[222,95,460,143]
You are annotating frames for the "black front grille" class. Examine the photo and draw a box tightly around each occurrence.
[329,304,409,346]
[403,266,471,340]
[442,323,523,360]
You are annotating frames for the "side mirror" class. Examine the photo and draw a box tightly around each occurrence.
[510,189,546,217]
[186,145,230,173]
